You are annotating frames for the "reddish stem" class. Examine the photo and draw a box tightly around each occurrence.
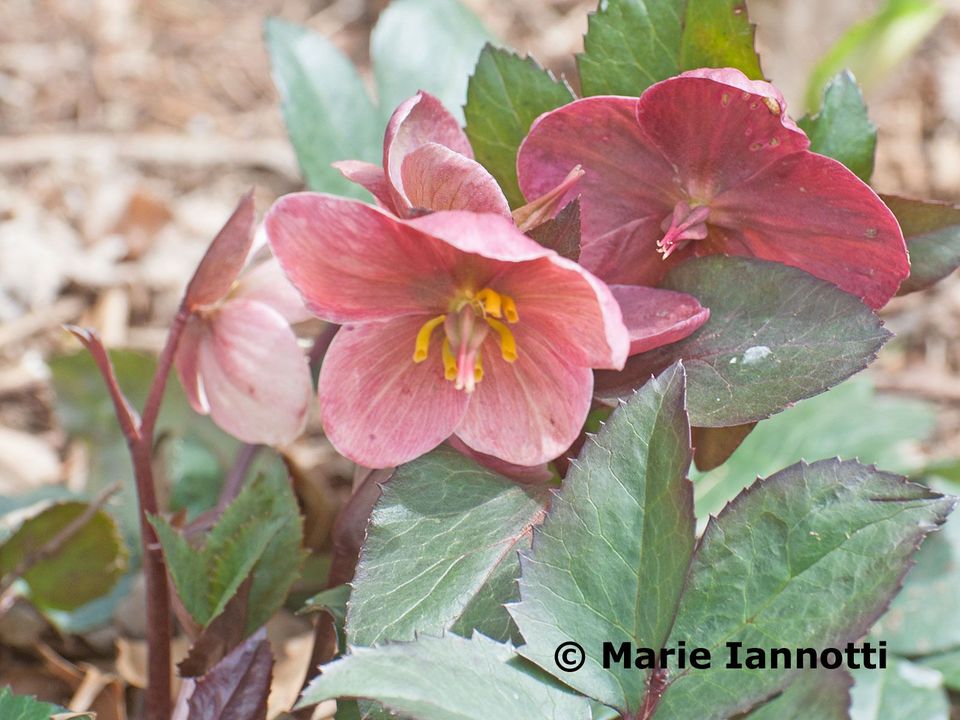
[71,306,191,720]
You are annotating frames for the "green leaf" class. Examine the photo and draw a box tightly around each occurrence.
[0,501,127,611]
[594,256,891,427]
[301,584,350,653]
[151,461,305,635]
[464,45,574,207]
[680,0,763,78]
[265,17,381,198]
[849,658,949,720]
[693,377,934,518]
[883,195,960,295]
[747,669,852,720]
[870,482,960,655]
[347,447,546,647]
[798,70,876,182]
[652,460,955,719]
[0,687,89,719]
[510,364,695,713]
[299,633,592,719]
[805,0,943,112]
[578,0,762,97]
[920,649,960,692]
[371,0,492,125]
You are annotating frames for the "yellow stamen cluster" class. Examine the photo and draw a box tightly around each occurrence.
[412,287,520,390]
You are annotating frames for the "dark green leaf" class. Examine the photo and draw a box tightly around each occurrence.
[805,0,943,112]
[266,17,381,198]
[371,0,491,125]
[0,687,88,720]
[299,633,592,718]
[693,377,934,518]
[884,195,960,294]
[301,584,350,653]
[151,461,305,635]
[653,460,954,719]
[464,45,574,207]
[746,669,852,720]
[849,658,949,720]
[510,364,694,713]
[798,70,876,181]
[691,422,756,472]
[528,199,581,261]
[595,256,891,427]
[347,447,546,647]
[0,501,127,611]
[578,0,762,97]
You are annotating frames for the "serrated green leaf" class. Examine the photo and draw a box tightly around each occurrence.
[265,17,381,198]
[850,658,949,720]
[595,256,891,427]
[883,195,960,295]
[693,377,934,518]
[464,45,574,207]
[578,0,762,97]
[870,482,960,655]
[0,501,127,611]
[152,460,305,634]
[299,633,592,719]
[510,364,694,713]
[652,460,955,719]
[347,447,545,647]
[0,687,88,720]
[805,0,943,112]
[746,669,852,719]
[798,70,876,181]
[371,0,492,125]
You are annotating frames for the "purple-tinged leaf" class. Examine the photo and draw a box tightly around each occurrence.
[884,194,960,294]
[651,460,955,719]
[692,422,756,472]
[184,629,273,720]
[527,199,581,261]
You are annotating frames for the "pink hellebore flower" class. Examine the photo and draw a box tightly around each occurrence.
[265,195,637,469]
[175,194,313,446]
[517,68,910,309]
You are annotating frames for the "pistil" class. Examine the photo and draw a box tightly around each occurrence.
[658,200,710,258]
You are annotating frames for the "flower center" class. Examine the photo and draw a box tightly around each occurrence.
[412,287,519,393]
[658,200,710,259]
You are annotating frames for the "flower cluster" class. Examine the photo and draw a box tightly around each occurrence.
[186,70,910,472]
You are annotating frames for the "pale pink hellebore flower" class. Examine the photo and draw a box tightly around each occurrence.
[265,196,632,469]
[175,193,313,446]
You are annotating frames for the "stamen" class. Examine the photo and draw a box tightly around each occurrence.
[441,339,458,380]
[475,288,502,318]
[501,295,518,323]
[486,318,518,362]
[473,352,483,382]
[413,314,446,362]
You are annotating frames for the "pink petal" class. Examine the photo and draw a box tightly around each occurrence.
[332,160,396,212]
[174,315,207,414]
[517,96,676,265]
[679,68,803,134]
[231,258,313,324]
[400,142,511,216]
[318,317,469,468]
[577,215,690,286]
[183,191,256,308]
[265,193,466,323]
[633,72,808,195]
[197,299,312,445]
[456,325,593,466]
[384,91,474,209]
[610,284,710,355]
[710,152,908,308]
